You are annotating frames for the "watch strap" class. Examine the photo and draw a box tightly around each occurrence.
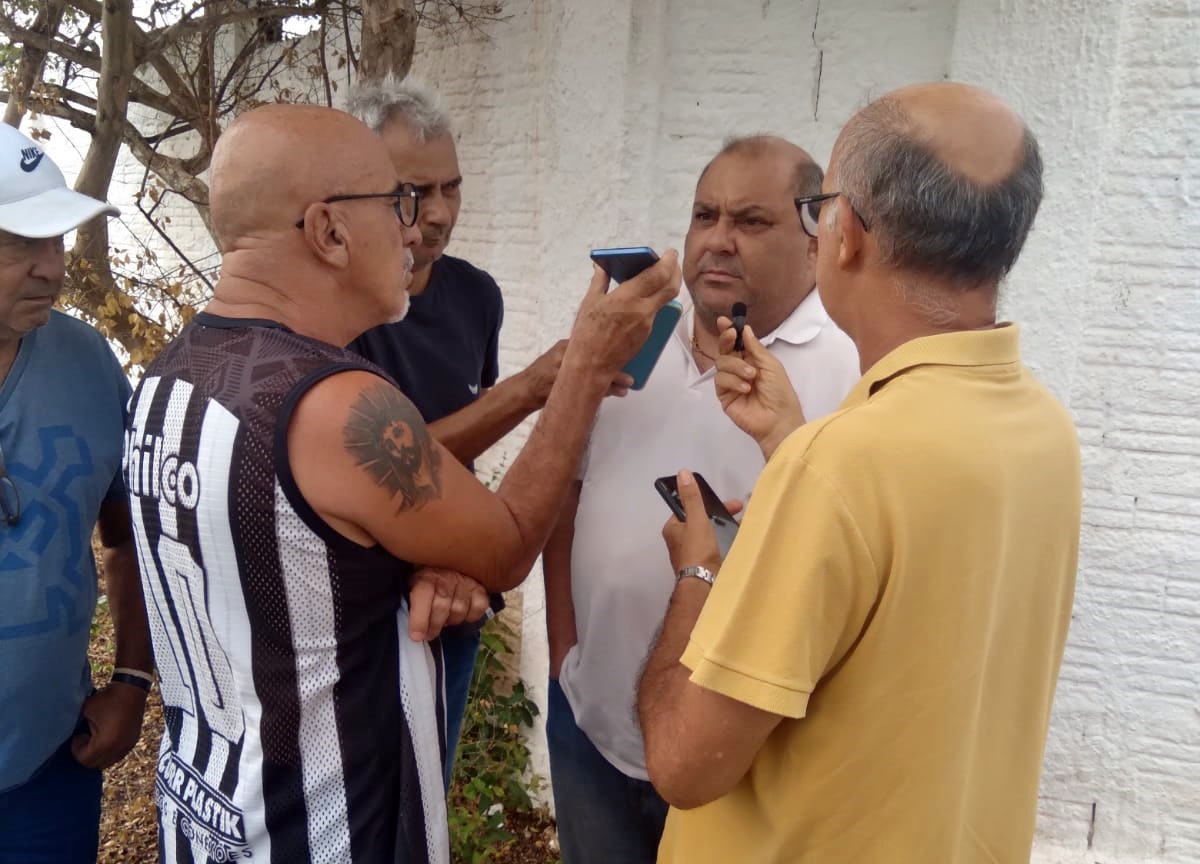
[111,667,154,692]
[676,565,716,587]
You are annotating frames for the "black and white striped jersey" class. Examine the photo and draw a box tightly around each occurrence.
[125,313,448,864]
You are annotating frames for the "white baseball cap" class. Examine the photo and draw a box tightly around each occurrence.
[0,123,119,238]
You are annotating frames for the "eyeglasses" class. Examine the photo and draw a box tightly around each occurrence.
[0,443,20,527]
[295,184,420,229]
[794,192,871,239]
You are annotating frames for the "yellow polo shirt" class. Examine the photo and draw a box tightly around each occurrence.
[659,325,1081,864]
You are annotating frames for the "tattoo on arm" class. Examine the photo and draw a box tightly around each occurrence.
[343,382,443,512]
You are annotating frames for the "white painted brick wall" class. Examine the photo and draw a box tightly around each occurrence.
[953,0,1200,860]
[401,0,968,807]
[410,2,1200,858]
[13,0,1198,858]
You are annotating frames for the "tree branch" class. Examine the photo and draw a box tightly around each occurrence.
[6,0,510,364]
[129,77,191,120]
[215,22,269,106]
[65,0,104,23]
[71,0,144,359]
[136,189,214,291]
[317,15,333,106]
[8,80,211,203]
[3,91,98,134]
[0,16,102,74]
[341,3,359,80]
[2,11,190,121]
[230,40,298,108]
[141,3,330,61]
[2,1,69,127]
[122,133,212,217]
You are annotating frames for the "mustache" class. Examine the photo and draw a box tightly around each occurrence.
[696,256,743,277]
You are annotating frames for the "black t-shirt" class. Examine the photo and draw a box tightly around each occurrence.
[350,254,502,429]
[349,254,506,620]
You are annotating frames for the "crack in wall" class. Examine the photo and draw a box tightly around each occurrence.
[811,0,823,120]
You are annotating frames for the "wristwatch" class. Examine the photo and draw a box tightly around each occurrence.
[676,565,716,587]
[110,667,154,692]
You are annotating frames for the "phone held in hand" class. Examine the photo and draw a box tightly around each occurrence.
[654,472,739,559]
[590,247,682,390]
[590,246,659,283]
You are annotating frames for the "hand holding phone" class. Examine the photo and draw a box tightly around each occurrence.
[654,471,740,560]
[591,247,683,390]
[591,246,660,284]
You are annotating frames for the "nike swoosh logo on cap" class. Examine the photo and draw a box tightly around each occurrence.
[19,149,44,173]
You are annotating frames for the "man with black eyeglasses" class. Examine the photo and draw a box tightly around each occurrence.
[639,83,1080,864]
[127,103,677,864]
[0,123,152,863]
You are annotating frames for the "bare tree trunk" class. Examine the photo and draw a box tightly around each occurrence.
[358,0,418,81]
[67,0,160,361]
[2,0,69,127]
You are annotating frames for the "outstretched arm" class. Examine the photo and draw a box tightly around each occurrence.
[428,340,566,465]
[289,254,682,594]
[430,340,632,466]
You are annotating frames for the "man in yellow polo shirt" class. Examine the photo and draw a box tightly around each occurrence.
[637,82,1081,863]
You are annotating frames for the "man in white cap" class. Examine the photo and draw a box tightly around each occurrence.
[0,123,152,863]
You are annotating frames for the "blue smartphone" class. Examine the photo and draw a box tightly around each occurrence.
[590,246,659,283]
[590,247,682,390]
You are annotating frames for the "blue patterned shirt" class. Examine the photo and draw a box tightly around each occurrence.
[0,310,130,791]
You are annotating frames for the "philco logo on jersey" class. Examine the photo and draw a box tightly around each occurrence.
[124,430,201,510]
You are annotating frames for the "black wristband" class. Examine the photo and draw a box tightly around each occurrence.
[110,671,153,692]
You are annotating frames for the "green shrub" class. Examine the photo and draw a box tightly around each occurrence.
[448,617,544,864]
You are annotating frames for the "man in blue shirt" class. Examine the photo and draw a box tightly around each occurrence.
[345,81,606,784]
[0,123,153,863]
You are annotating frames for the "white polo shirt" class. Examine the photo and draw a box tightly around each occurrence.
[558,288,861,779]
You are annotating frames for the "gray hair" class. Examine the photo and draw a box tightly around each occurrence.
[704,134,825,198]
[344,76,453,142]
[834,97,1043,286]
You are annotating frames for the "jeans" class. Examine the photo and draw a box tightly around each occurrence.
[0,732,102,864]
[546,679,668,864]
[440,623,483,788]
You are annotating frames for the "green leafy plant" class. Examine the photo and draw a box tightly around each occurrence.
[448,617,543,864]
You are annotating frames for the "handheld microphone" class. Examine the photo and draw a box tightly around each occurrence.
[731,302,747,351]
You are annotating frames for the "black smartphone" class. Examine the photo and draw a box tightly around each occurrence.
[590,246,659,284]
[654,472,739,559]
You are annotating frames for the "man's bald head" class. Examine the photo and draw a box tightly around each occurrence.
[701,135,824,199]
[829,82,1042,287]
[210,104,397,251]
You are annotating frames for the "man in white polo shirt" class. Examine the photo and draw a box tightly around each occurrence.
[542,135,860,864]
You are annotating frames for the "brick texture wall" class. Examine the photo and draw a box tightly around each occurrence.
[408,2,1200,858]
[953,0,1200,860]
[401,0,965,800]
